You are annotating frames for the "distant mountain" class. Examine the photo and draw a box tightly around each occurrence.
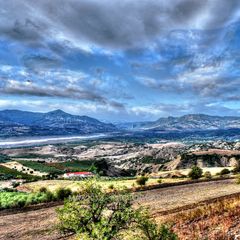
[120,114,240,131]
[0,109,117,137]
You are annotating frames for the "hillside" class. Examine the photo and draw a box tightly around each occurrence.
[121,114,240,131]
[0,109,117,137]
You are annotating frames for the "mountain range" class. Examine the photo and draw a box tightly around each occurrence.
[0,109,116,137]
[0,110,240,138]
[116,114,240,131]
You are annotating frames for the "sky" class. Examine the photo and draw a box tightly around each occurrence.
[0,0,240,122]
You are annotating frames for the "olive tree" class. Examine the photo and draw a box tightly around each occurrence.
[56,181,177,240]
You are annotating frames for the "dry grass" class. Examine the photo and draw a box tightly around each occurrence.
[20,178,185,192]
[162,195,240,240]
[158,167,234,176]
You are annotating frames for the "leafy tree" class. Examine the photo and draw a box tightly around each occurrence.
[188,166,203,180]
[55,187,72,200]
[56,181,177,240]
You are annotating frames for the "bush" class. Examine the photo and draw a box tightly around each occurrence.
[136,175,149,186]
[188,166,203,180]
[157,178,162,184]
[204,171,212,179]
[232,165,240,174]
[236,175,240,184]
[220,168,230,176]
[108,184,115,190]
[39,187,48,193]
[55,188,72,200]
[56,181,178,240]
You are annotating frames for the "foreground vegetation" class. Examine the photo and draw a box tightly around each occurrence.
[57,181,178,240]
[0,187,72,210]
[168,194,240,239]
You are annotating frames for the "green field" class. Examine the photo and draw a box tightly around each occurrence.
[47,160,95,172]
[18,161,63,175]
[0,190,54,209]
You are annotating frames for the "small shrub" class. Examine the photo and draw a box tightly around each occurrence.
[204,171,212,179]
[136,175,149,186]
[188,166,203,180]
[108,184,115,190]
[236,175,240,184]
[232,166,240,174]
[220,168,230,176]
[157,178,162,184]
[39,187,48,193]
[55,188,72,200]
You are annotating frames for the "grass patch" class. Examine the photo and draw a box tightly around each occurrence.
[48,160,95,172]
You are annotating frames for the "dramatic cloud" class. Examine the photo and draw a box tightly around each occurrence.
[1,0,240,50]
[0,0,240,120]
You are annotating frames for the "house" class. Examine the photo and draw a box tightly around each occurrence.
[63,171,94,179]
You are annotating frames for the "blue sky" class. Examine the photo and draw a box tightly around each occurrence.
[0,0,240,122]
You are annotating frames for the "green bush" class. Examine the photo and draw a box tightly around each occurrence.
[188,166,203,180]
[108,184,115,190]
[232,165,240,174]
[55,188,72,200]
[236,175,240,184]
[136,175,149,186]
[157,178,162,184]
[204,171,212,179]
[220,168,230,176]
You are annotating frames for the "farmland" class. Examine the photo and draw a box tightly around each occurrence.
[1,179,240,240]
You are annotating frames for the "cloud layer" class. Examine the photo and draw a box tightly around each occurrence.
[0,0,240,120]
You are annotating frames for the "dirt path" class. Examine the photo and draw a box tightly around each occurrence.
[1,179,240,240]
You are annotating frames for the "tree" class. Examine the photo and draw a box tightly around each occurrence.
[136,175,149,186]
[188,166,203,180]
[220,168,230,176]
[56,181,177,240]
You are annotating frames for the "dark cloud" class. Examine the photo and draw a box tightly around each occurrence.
[0,79,125,110]
[0,0,239,50]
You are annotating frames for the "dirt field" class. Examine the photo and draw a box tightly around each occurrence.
[1,179,240,240]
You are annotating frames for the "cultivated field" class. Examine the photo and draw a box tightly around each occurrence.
[1,179,240,240]
[18,177,185,192]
